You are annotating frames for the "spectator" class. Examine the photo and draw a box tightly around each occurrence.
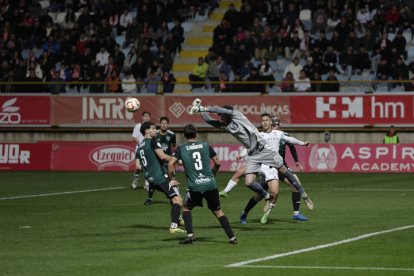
[294,70,311,92]
[146,70,161,94]
[96,46,110,67]
[218,72,231,92]
[258,57,275,91]
[124,46,137,69]
[119,8,133,32]
[285,30,301,60]
[322,70,340,92]
[383,125,399,144]
[303,57,315,79]
[107,70,121,93]
[121,71,137,93]
[391,30,407,59]
[245,67,265,93]
[311,71,323,92]
[284,57,303,80]
[161,71,176,94]
[90,71,104,93]
[25,70,44,92]
[280,71,295,92]
[188,57,208,90]
[206,55,220,92]
[391,57,409,90]
[131,57,147,92]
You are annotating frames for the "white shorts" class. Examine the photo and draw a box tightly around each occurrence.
[260,164,279,182]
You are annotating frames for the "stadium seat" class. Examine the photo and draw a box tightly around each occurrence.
[21,49,30,60]
[387,32,395,41]
[182,22,193,33]
[115,35,126,47]
[48,12,57,22]
[299,9,312,31]
[75,12,81,20]
[55,12,66,24]
[408,46,414,58]
[403,30,412,45]
[39,0,50,10]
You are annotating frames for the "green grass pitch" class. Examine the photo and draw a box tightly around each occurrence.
[0,172,413,275]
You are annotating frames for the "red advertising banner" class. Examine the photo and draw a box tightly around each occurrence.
[285,144,414,173]
[164,95,291,126]
[0,143,51,170]
[0,96,51,126]
[1,142,412,173]
[2,94,413,128]
[51,142,136,171]
[291,95,414,126]
[52,95,162,127]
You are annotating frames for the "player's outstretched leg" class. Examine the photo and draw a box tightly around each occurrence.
[279,167,313,210]
[240,194,263,224]
[220,166,245,198]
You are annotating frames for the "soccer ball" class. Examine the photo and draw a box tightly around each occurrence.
[125,97,140,112]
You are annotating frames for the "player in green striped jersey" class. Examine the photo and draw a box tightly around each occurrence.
[168,124,237,244]
[136,122,185,234]
[144,116,177,205]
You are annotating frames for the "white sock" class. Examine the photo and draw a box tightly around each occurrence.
[293,211,299,216]
[170,222,177,228]
[224,179,238,193]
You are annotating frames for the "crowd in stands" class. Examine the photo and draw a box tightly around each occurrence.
[0,0,217,93]
[192,0,414,93]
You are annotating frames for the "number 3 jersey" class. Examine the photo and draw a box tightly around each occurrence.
[173,141,217,192]
[137,138,168,185]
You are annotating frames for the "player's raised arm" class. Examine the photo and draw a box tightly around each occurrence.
[282,133,309,147]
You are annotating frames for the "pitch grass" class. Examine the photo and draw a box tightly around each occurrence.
[0,172,413,276]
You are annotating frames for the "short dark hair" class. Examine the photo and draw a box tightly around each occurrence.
[160,116,169,124]
[184,124,197,139]
[261,113,271,118]
[142,111,151,116]
[140,121,154,136]
[222,105,233,110]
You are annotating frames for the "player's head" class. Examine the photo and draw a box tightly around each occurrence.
[140,121,157,137]
[271,115,281,130]
[141,111,151,123]
[220,105,233,125]
[184,124,197,139]
[261,113,272,131]
[159,116,169,131]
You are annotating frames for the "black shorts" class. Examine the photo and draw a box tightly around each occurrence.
[184,188,221,212]
[278,167,295,182]
[153,180,180,199]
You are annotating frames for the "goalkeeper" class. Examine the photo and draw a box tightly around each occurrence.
[189,99,313,213]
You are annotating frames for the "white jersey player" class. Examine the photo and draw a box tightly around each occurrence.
[132,111,151,190]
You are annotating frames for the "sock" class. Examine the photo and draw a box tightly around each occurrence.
[282,171,308,198]
[218,215,235,239]
[171,203,181,225]
[183,210,193,235]
[292,191,301,212]
[224,179,237,193]
[248,181,269,199]
[147,189,154,199]
[244,196,261,214]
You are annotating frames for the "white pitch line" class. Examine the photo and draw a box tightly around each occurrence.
[0,187,126,201]
[226,224,414,267]
[240,265,414,272]
[335,188,414,192]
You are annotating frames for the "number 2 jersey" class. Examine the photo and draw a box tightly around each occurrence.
[173,141,217,192]
[137,138,168,185]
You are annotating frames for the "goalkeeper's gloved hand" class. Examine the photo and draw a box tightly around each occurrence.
[189,105,206,115]
[192,98,202,107]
